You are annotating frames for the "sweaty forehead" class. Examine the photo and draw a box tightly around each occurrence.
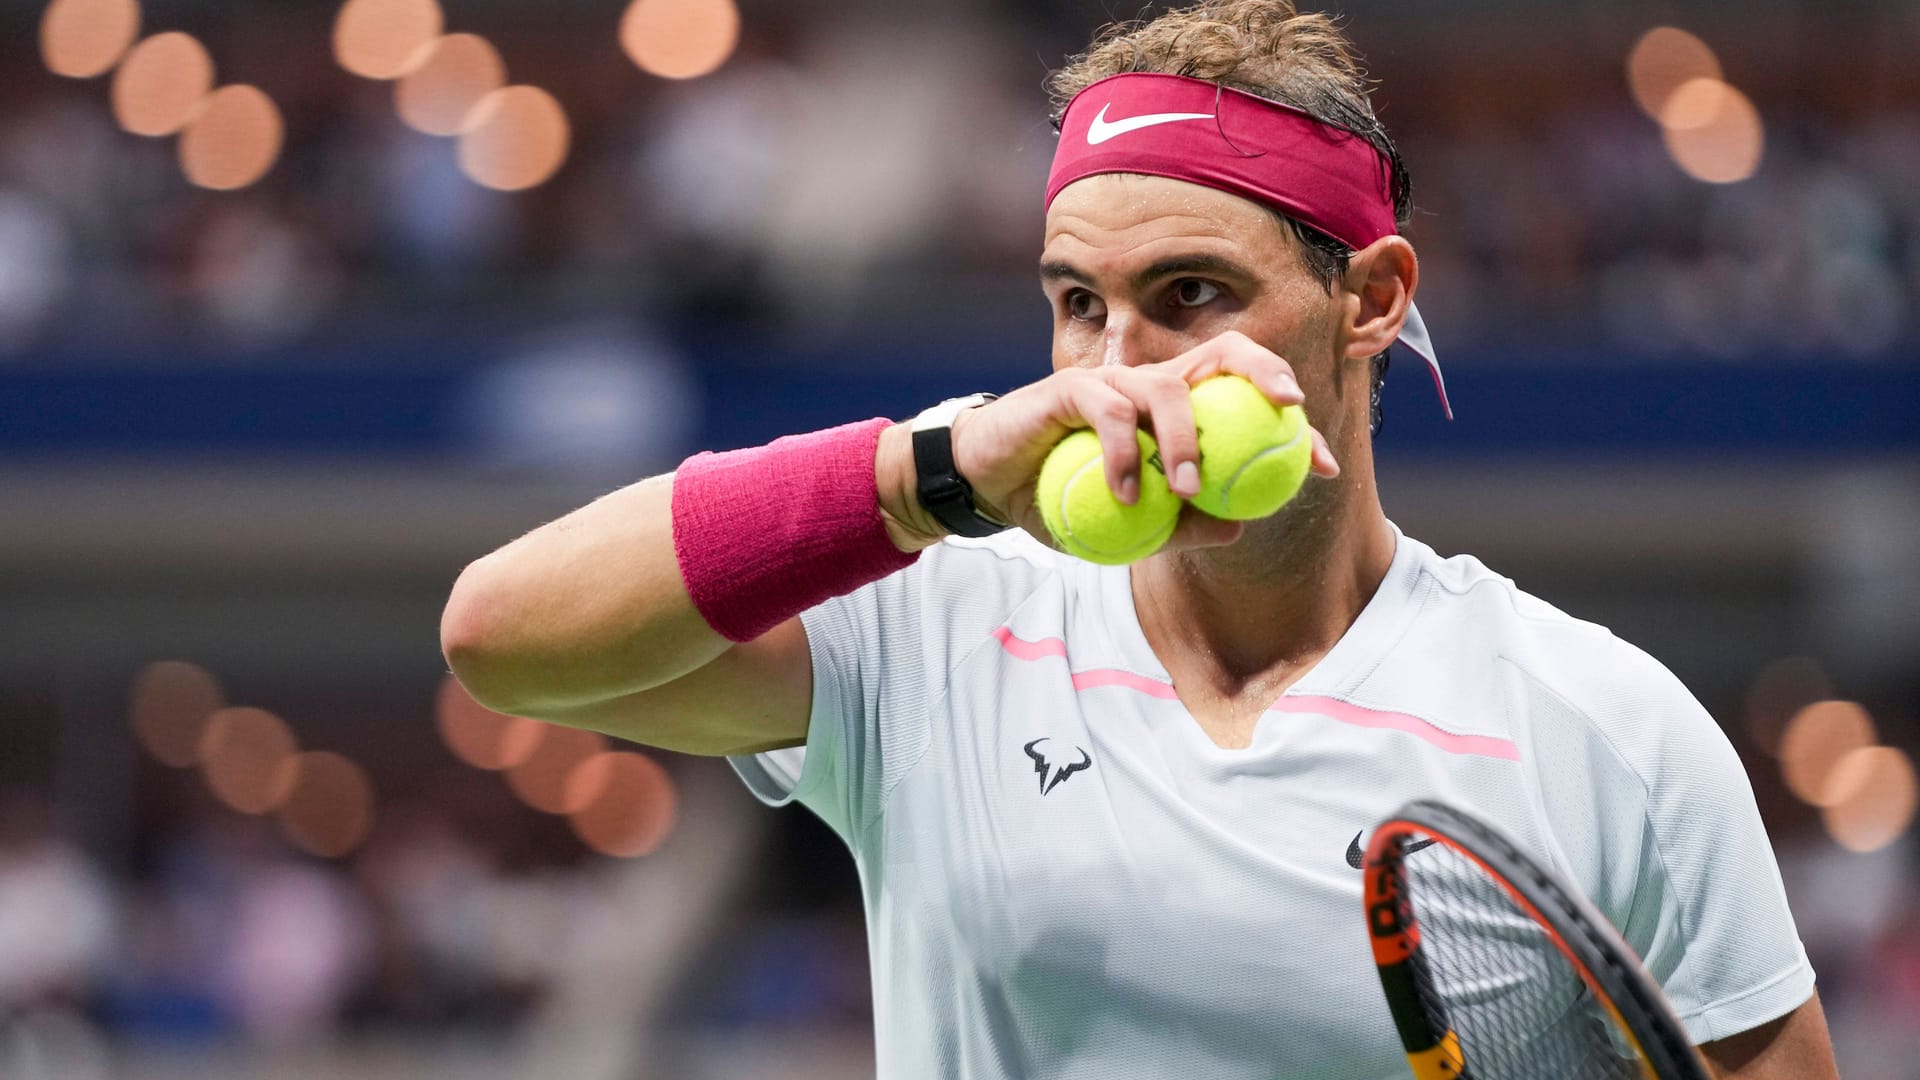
[1042,174,1286,268]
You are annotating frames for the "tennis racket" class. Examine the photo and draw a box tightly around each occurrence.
[1361,799,1710,1080]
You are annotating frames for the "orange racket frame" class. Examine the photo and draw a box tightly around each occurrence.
[1362,800,1710,1080]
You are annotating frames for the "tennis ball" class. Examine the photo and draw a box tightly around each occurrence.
[1037,429,1180,565]
[1189,375,1312,521]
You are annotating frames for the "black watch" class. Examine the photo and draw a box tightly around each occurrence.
[910,393,1010,538]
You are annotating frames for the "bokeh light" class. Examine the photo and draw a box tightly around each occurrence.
[129,659,225,768]
[565,751,678,858]
[178,85,284,190]
[504,722,606,813]
[1820,746,1918,854]
[1626,26,1721,120]
[1744,657,1833,758]
[39,0,141,79]
[198,706,300,814]
[277,751,377,858]
[562,749,617,810]
[333,0,444,80]
[1779,700,1878,806]
[1662,82,1763,184]
[1657,77,1732,132]
[435,674,546,770]
[457,85,570,191]
[110,31,213,137]
[619,0,740,80]
[395,33,506,136]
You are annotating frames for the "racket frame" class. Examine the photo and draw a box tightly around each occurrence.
[1363,799,1711,1080]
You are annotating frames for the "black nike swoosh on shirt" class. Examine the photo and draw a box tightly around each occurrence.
[1346,831,1437,869]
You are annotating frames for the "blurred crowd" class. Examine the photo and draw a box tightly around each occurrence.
[0,702,1916,1077]
[1747,784,1920,1079]
[0,753,871,1078]
[0,9,1914,361]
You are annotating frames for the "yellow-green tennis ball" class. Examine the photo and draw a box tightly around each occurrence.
[1189,375,1311,521]
[1037,429,1180,565]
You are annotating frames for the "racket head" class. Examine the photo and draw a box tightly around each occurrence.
[1362,799,1710,1080]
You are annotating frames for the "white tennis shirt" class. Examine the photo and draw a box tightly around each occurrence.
[731,525,1814,1079]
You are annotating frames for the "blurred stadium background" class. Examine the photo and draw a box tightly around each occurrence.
[1,0,1916,1076]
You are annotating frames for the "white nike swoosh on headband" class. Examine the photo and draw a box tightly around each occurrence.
[1085,103,1217,145]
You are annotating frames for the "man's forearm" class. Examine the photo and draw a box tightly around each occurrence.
[441,473,728,714]
[1698,994,1839,1080]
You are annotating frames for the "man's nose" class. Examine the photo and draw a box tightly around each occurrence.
[1100,308,1181,369]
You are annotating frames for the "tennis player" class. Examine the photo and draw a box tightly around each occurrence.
[441,2,1839,1076]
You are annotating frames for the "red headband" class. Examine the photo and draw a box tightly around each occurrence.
[1046,72,1396,251]
[1046,72,1453,419]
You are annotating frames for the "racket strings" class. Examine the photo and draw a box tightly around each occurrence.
[1396,831,1647,1080]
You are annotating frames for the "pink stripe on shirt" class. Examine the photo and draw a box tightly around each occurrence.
[1271,695,1521,761]
[992,628,1177,698]
[991,626,1067,661]
[992,626,1519,761]
[1070,668,1183,700]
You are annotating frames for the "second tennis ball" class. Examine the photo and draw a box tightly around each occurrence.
[1037,429,1180,565]
[1189,375,1312,520]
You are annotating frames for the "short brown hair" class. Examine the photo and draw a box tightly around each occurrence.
[1047,0,1411,237]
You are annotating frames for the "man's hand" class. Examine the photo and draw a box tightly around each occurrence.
[884,331,1338,553]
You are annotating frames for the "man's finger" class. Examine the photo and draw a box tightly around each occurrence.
[1064,381,1143,505]
[1120,368,1202,499]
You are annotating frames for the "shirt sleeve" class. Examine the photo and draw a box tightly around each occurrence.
[727,534,1060,848]
[1591,640,1817,1045]
[726,563,935,845]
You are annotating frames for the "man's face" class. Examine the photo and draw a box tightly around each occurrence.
[1040,174,1361,442]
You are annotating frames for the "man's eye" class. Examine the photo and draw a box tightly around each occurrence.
[1170,279,1222,308]
[1065,290,1107,321]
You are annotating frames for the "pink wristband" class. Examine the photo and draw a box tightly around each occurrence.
[672,418,920,642]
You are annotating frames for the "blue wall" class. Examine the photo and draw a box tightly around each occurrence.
[2,338,1914,463]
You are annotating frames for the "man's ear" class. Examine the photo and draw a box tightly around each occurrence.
[1340,235,1417,361]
